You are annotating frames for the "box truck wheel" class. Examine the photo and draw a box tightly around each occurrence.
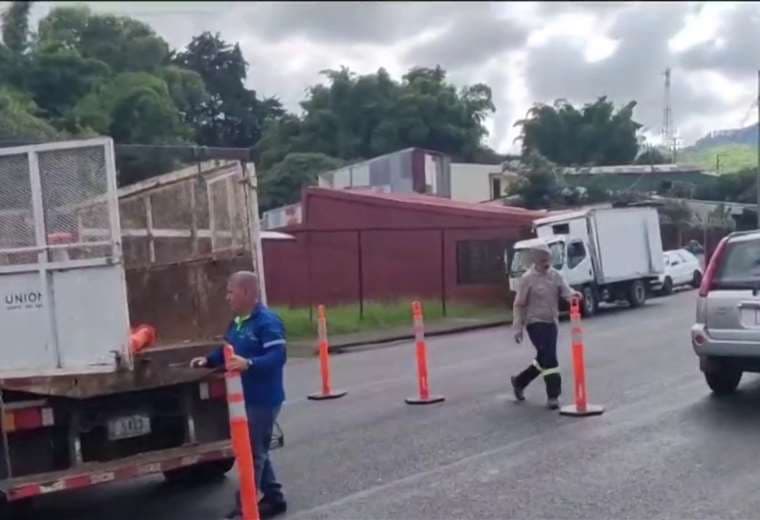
[627,280,647,308]
[163,457,236,484]
[581,286,598,317]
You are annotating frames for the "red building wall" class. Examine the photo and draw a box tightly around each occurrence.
[263,189,538,308]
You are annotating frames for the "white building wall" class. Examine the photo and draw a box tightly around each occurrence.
[450,163,517,203]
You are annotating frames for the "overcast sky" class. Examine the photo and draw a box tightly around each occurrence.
[21,1,760,153]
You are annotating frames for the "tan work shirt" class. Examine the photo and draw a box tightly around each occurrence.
[513,267,574,329]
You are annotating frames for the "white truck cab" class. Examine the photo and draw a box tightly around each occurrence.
[508,207,664,317]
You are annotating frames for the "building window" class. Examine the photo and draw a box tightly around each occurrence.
[457,239,507,285]
[490,176,502,200]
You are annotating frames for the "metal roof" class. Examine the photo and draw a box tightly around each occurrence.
[306,187,547,220]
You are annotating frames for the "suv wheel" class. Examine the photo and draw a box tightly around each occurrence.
[627,280,647,308]
[660,277,673,296]
[704,366,742,395]
[691,271,703,289]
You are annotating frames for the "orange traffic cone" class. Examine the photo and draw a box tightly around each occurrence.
[559,297,604,417]
[405,301,445,405]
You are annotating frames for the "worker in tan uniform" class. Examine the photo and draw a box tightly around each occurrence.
[511,243,580,409]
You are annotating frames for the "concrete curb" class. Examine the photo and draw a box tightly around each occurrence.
[328,319,512,354]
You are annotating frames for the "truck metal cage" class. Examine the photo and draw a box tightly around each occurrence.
[0,138,129,376]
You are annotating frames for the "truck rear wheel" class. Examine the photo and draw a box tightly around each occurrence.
[581,286,597,317]
[163,457,236,484]
[0,495,34,519]
[627,280,647,308]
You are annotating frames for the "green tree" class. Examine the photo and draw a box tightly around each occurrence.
[515,97,642,166]
[259,65,495,173]
[1,1,32,54]
[0,88,59,141]
[635,147,670,165]
[506,152,563,209]
[26,48,110,120]
[658,200,693,246]
[173,32,284,147]
[37,6,169,73]
[260,153,344,211]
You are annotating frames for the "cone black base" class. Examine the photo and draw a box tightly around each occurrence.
[308,390,347,401]
[559,403,604,416]
[405,395,445,405]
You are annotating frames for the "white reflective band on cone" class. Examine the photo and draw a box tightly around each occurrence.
[227,399,247,420]
[226,376,244,395]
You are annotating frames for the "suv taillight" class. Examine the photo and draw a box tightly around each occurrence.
[699,236,729,297]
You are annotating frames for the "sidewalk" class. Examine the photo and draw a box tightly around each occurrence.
[288,312,511,357]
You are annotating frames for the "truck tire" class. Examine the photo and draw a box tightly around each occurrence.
[0,495,34,519]
[581,286,597,317]
[704,365,742,396]
[627,280,647,308]
[163,457,236,484]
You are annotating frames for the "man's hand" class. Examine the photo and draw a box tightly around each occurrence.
[190,357,208,368]
[226,354,250,372]
[514,330,524,344]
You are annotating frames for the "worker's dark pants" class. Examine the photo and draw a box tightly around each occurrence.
[235,405,284,509]
[514,322,561,399]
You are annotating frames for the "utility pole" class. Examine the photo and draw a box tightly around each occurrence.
[664,68,673,163]
[757,69,760,228]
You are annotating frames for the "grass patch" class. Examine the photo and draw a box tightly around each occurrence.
[275,300,508,340]
[680,144,756,174]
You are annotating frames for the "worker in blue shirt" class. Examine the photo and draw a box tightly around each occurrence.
[191,271,287,519]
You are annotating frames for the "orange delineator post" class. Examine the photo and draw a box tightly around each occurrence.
[308,305,347,400]
[559,297,604,417]
[405,301,445,405]
[224,345,260,520]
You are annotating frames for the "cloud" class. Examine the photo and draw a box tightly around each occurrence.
[520,2,736,144]
[401,6,530,71]
[677,3,760,79]
[18,1,760,152]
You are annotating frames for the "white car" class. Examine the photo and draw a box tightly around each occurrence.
[653,249,703,295]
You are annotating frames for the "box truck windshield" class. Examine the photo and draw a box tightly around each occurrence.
[509,241,565,278]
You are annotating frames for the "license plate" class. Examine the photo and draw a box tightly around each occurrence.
[107,414,151,441]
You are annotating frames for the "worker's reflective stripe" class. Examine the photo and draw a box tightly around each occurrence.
[533,359,560,377]
[263,339,286,349]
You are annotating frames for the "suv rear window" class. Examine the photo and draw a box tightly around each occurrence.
[715,238,760,288]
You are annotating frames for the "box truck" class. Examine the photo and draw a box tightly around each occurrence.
[508,207,665,316]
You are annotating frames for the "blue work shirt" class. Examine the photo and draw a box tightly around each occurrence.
[206,302,287,408]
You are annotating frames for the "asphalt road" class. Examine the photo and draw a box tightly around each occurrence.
[25,289,760,519]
